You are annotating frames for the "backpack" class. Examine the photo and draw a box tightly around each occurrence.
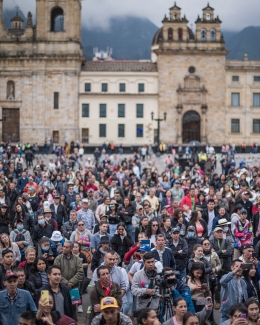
[14,229,26,242]
[57,315,77,325]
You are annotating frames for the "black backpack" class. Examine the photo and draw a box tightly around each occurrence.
[14,229,26,242]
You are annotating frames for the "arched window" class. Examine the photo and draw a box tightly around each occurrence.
[210,29,216,41]
[201,29,207,41]
[15,22,17,28]
[51,7,64,32]
[178,28,183,41]
[206,13,211,20]
[168,28,173,41]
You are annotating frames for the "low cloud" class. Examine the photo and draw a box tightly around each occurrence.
[4,0,260,31]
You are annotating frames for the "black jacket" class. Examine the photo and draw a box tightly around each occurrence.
[28,272,45,290]
[252,211,260,236]
[202,208,218,224]
[111,233,132,257]
[19,280,37,301]
[209,237,233,271]
[50,203,68,226]
[91,249,106,272]
[33,223,53,245]
[36,283,73,319]
[167,237,189,270]
[185,236,202,257]
[235,199,253,220]
[13,213,34,233]
[7,189,20,207]
[118,205,134,224]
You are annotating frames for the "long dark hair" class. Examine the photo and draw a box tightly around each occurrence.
[189,262,207,284]
[0,207,10,224]
[183,312,199,325]
[188,211,200,228]
[243,267,260,300]
[30,256,48,274]
[145,219,162,239]
[173,208,182,221]
[137,308,156,325]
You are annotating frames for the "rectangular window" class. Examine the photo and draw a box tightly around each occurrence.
[231,119,240,133]
[99,104,106,118]
[232,76,239,82]
[119,83,126,92]
[118,124,125,137]
[101,83,108,92]
[99,124,106,137]
[53,131,59,143]
[82,128,89,143]
[253,119,260,133]
[82,104,89,117]
[231,93,240,106]
[136,124,143,138]
[118,104,125,118]
[54,92,59,109]
[136,104,144,118]
[85,83,91,92]
[253,93,260,106]
[254,76,260,82]
[138,83,145,92]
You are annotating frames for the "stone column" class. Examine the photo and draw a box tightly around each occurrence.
[201,105,207,143]
[176,104,183,144]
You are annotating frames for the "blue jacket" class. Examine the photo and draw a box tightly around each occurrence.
[0,288,37,325]
[220,271,248,317]
[151,247,176,270]
[16,176,28,192]
[90,232,113,250]
[172,279,195,313]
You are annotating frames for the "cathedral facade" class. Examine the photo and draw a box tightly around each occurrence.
[1,1,260,145]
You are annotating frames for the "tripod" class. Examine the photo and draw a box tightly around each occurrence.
[157,288,174,322]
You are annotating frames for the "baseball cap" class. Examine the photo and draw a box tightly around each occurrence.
[240,208,247,214]
[100,297,119,310]
[137,245,151,252]
[213,227,223,232]
[171,227,180,233]
[187,225,196,232]
[0,203,8,208]
[82,198,89,203]
[174,180,180,184]
[4,271,18,281]
[241,244,254,251]
[136,205,143,210]
[54,195,60,199]
[240,182,247,186]
[242,191,249,195]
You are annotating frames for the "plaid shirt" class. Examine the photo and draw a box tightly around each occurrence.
[77,208,95,231]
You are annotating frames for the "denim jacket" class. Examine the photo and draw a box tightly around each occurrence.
[0,288,37,325]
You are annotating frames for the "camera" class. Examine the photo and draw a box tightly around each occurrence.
[156,271,180,290]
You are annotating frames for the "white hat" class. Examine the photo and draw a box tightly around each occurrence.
[82,198,89,203]
[50,231,63,242]
[43,201,50,208]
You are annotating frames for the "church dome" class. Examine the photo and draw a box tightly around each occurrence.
[11,14,24,23]
[152,26,195,45]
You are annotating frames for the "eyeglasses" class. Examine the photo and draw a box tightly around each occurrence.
[118,228,124,230]
[78,224,84,226]
[152,224,159,227]
[203,243,210,246]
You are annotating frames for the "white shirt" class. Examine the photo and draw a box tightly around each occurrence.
[130,260,163,275]
[110,187,116,198]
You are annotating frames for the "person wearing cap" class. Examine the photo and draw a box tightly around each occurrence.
[0,271,37,325]
[212,207,229,234]
[91,296,132,325]
[77,198,95,231]
[219,259,248,323]
[43,207,58,231]
[93,214,110,234]
[50,195,68,229]
[24,177,38,193]
[10,219,31,259]
[27,187,39,214]
[238,244,255,263]
[91,236,111,272]
[235,191,253,221]
[184,225,203,256]
[90,266,122,321]
[233,209,253,256]
[50,230,66,256]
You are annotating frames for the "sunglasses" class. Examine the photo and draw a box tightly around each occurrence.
[78,224,84,226]
[152,224,159,227]
[203,243,210,246]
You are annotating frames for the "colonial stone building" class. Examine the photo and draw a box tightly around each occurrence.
[0,0,83,144]
[1,1,260,145]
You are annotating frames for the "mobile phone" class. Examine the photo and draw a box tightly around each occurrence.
[239,314,247,319]
[201,283,208,288]
[206,298,211,305]
[141,240,150,246]
[252,252,257,259]
[241,263,253,270]
[41,290,49,305]
[196,298,207,305]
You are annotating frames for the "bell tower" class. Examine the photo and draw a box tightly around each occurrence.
[36,0,82,55]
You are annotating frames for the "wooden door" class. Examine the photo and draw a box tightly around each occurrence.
[82,128,89,143]
[2,108,20,142]
[182,111,200,143]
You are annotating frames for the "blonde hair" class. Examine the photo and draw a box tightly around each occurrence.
[25,247,36,257]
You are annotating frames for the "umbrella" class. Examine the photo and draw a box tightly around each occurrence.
[188,141,202,146]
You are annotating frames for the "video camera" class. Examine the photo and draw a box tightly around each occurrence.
[156,270,180,290]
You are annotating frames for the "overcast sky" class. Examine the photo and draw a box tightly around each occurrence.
[4,0,260,31]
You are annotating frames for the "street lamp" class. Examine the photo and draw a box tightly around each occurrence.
[151,111,167,145]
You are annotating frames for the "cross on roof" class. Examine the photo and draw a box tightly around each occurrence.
[15,5,20,15]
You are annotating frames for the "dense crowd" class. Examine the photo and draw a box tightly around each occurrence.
[0,143,260,325]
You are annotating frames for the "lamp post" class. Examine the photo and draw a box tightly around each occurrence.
[151,111,167,145]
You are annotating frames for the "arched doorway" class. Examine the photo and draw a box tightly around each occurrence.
[182,111,201,143]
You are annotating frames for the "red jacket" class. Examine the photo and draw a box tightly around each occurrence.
[123,245,140,263]
[180,194,198,211]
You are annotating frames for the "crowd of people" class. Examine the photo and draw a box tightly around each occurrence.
[0,143,260,325]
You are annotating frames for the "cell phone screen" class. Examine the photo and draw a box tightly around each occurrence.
[239,314,247,319]
[141,240,150,246]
